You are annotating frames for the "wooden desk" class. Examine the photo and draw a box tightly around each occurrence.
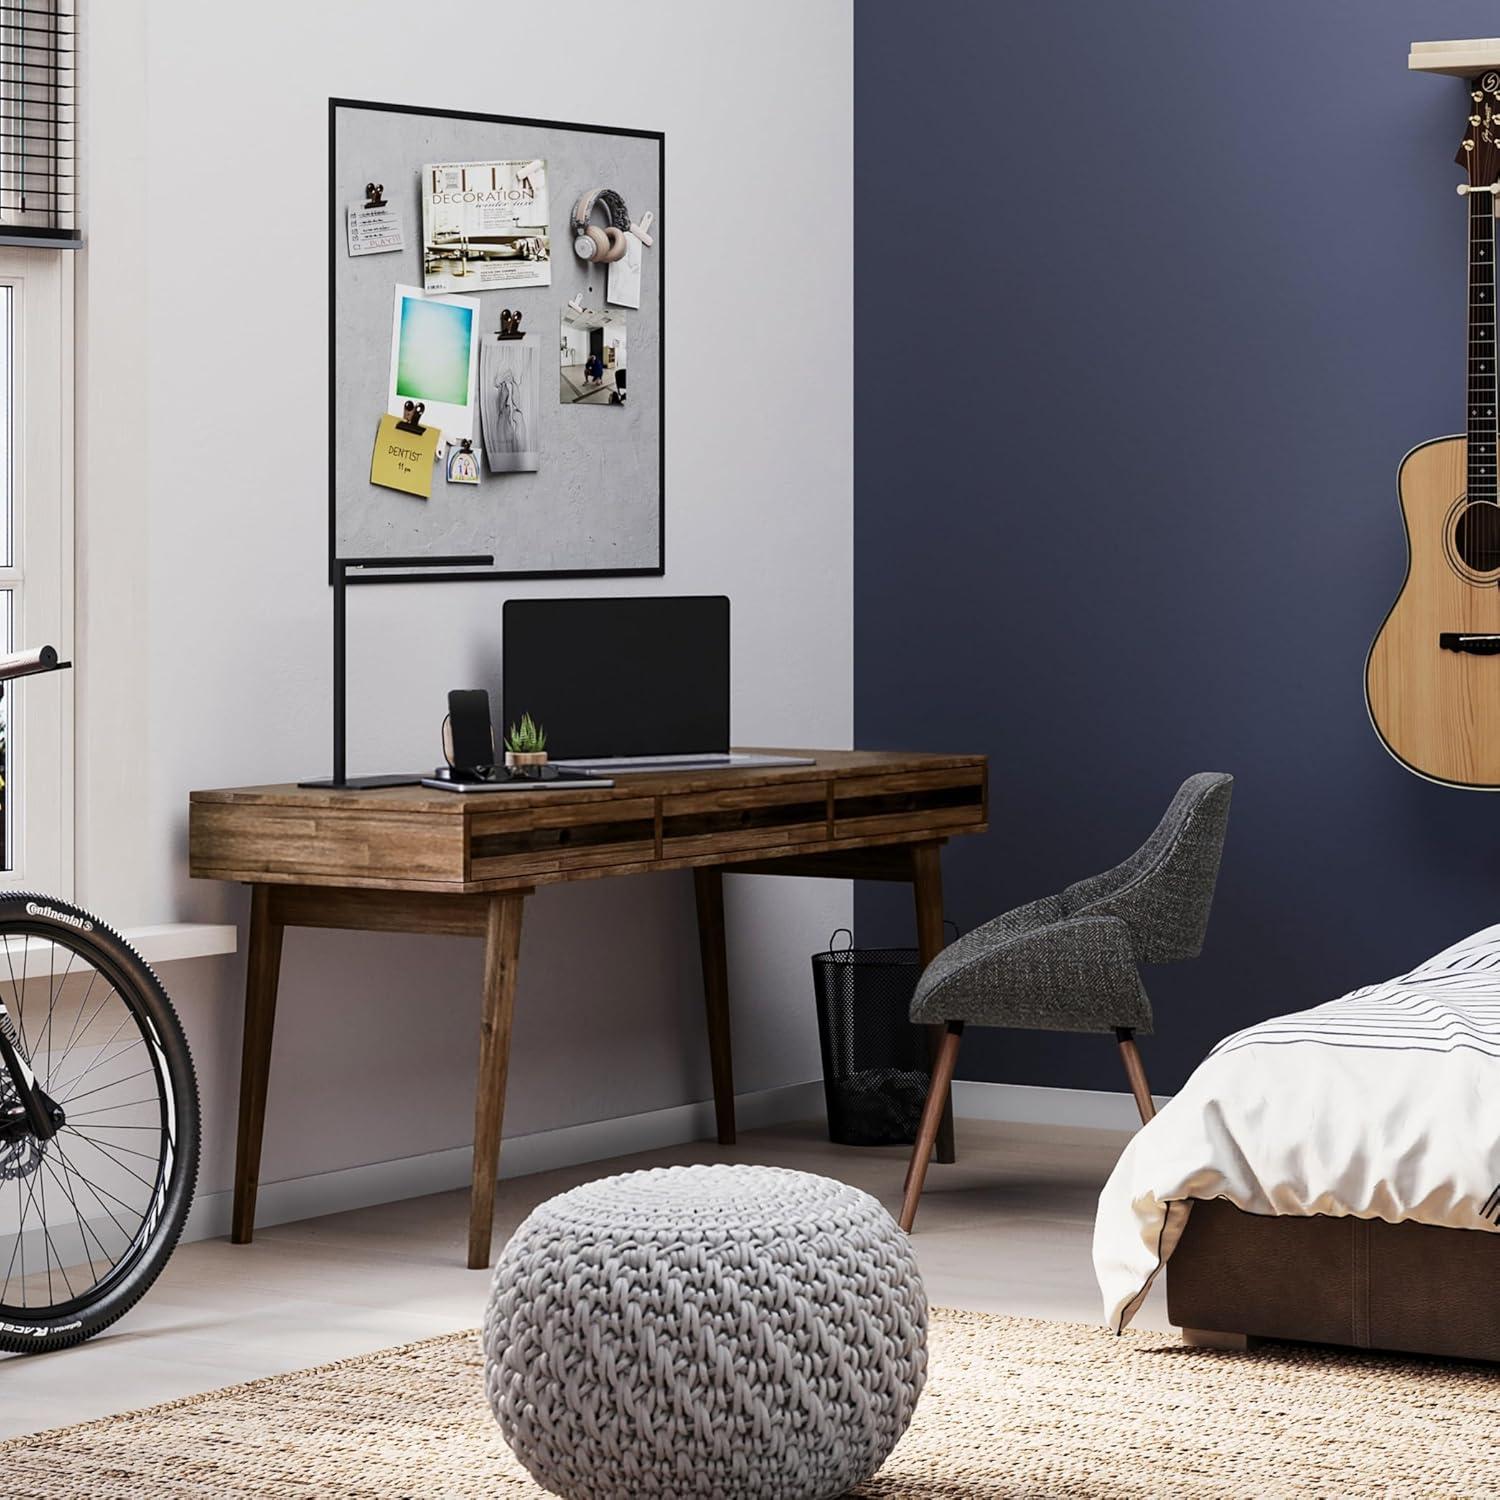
[189,750,988,1267]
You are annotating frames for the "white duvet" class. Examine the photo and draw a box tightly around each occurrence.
[1094,924,1500,1331]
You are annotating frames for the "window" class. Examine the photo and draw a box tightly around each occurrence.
[0,248,71,892]
[0,0,78,249]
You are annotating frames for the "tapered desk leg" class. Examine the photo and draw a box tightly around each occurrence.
[693,866,736,1145]
[232,884,285,1245]
[468,890,526,1270]
[911,842,957,1164]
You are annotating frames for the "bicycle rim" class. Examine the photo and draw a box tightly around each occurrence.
[0,922,177,1324]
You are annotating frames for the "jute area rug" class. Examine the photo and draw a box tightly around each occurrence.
[0,1307,1495,1498]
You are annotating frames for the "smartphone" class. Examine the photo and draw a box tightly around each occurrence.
[447,689,495,772]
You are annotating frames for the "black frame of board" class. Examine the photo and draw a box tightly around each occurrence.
[328,97,666,586]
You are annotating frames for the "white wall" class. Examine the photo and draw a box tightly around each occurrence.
[75,0,853,1204]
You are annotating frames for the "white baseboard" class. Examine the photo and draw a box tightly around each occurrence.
[180,1080,827,1247]
[952,1078,1170,1132]
[179,1076,1160,1248]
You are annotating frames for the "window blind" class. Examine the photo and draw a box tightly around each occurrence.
[0,1,75,247]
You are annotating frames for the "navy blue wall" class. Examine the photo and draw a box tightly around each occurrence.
[855,2,1500,1094]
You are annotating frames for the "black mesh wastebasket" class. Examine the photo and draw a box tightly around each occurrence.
[812,929,935,1147]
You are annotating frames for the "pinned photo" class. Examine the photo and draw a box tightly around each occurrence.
[387,285,479,442]
[446,437,480,485]
[559,306,627,405]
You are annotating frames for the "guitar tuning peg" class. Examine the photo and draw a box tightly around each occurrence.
[1473,115,1483,126]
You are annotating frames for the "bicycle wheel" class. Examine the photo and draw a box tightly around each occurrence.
[0,893,199,1354]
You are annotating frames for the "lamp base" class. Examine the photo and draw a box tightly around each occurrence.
[297,772,426,790]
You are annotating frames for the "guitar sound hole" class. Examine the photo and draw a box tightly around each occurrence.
[1454,500,1500,573]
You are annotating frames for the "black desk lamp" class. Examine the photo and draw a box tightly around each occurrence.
[299,554,494,790]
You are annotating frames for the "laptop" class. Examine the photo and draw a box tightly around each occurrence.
[502,597,816,774]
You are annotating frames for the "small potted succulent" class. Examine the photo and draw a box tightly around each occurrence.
[504,712,548,771]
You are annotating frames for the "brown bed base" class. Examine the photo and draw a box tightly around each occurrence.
[1167,1199,1500,1363]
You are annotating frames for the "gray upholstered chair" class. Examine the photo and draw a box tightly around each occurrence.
[898,772,1233,1232]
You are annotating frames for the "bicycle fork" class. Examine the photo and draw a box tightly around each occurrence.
[0,1001,62,1143]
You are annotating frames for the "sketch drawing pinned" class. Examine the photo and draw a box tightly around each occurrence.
[479,339,540,473]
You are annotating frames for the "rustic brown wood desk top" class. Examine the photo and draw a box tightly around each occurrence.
[189,749,989,1267]
[189,749,989,893]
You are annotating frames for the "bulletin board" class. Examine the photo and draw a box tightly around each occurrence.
[329,98,664,582]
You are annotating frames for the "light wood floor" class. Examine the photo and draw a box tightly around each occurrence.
[0,1116,1166,1439]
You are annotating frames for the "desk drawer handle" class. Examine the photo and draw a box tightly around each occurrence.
[662,800,825,842]
[837,784,982,821]
[471,815,654,863]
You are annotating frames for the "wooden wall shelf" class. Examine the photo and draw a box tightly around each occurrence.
[1410,39,1500,78]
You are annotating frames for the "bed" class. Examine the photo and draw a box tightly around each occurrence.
[1094,925,1500,1362]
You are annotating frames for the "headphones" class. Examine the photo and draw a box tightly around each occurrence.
[572,187,631,262]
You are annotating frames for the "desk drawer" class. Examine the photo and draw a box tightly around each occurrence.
[833,767,986,840]
[190,803,464,883]
[661,780,830,859]
[468,797,657,878]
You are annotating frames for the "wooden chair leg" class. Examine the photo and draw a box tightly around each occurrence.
[899,1022,963,1234]
[910,842,956,1164]
[1115,1027,1156,1124]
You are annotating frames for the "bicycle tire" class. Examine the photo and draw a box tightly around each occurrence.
[0,893,199,1354]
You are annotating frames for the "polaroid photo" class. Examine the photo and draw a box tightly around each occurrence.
[387,284,479,443]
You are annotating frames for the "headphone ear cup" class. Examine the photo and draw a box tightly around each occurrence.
[579,225,611,261]
[599,226,629,262]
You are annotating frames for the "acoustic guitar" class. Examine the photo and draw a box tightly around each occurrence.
[1367,74,1500,788]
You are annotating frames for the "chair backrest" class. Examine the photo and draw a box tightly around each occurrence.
[1059,772,1233,964]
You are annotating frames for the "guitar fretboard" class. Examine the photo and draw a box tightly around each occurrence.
[1470,187,1497,501]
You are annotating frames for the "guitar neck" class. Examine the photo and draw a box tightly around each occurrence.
[1470,187,1498,501]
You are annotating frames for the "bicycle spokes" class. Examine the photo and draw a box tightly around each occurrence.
[0,931,174,1318]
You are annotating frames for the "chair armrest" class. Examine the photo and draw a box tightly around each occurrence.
[958,893,1067,950]
[910,914,1150,1032]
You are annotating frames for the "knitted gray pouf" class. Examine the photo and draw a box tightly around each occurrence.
[483,1164,928,1500]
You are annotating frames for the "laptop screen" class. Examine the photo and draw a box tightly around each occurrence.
[502,596,730,759]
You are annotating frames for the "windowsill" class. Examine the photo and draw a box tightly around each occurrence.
[0,921,237,978]
[124,922,238,965]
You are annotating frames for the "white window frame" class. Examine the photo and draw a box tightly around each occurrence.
[0,247,73,895]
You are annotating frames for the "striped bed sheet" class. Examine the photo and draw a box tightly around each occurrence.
[1094,924,1500,1332]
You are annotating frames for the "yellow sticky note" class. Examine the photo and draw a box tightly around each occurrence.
[370,413,443,498]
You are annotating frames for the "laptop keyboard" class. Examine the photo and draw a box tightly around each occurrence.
[559,754,733,772]
[556,753,817,775]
